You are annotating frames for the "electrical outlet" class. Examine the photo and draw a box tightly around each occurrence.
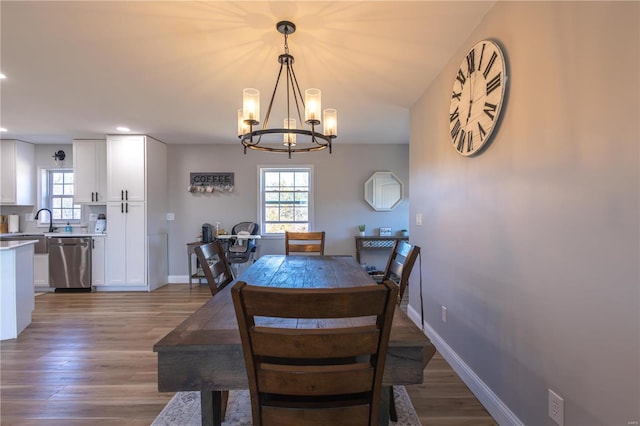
[548,389,564,426]
[89,214,97,221]
[166,213,175,221]
[441,306,447,323]
[416,213,423,226]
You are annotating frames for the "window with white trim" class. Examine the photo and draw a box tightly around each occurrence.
[40,169,81,225]
[259,167,313,235]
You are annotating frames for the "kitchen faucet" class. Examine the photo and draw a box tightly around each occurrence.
[35,208,55,233]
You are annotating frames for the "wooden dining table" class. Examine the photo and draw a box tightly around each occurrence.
[154,255,435,426]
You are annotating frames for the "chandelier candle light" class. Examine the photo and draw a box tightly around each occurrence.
[238,21,337,158]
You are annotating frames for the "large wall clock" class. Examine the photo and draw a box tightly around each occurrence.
[449,39,507,156]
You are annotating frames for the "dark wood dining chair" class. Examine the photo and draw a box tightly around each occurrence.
[231,280,398,426]
[194,240,234,420]
[382,239,420,304]
[194,240,234,296]
[284,231,325,255]
[381,239,420,421]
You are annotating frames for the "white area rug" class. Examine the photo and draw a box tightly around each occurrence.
[152,387,420,425]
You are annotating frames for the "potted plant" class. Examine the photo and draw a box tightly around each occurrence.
[358,224,366,236]
[399,229,408,237]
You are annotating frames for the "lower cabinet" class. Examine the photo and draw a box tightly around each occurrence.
[105,202,146,286]
[34,254,49,288]
[92,237,105,286]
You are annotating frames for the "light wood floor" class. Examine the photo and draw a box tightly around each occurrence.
[0,284,496,425]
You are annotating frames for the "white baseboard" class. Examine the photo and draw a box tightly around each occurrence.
[168,275,190,284]
[407,305,523,426]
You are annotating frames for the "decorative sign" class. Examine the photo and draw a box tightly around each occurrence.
[188,172,234,193]
[379,227,392,236]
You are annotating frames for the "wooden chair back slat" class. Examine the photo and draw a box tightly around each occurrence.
[250,326,380,358]
[285,231,325,255]
[232,280,398,426]
[261,404,370,426]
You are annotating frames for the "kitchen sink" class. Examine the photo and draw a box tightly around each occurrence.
[0,234,48,254]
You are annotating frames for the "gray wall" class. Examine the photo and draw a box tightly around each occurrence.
[166,143,409,277]
[409,2,639,425]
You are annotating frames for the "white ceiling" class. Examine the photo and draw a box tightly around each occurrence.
[0,1,495,145]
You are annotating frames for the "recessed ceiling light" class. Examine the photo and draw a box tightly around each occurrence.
[0,73,6,79]
[116,126,131,132]
[0,128,7,132]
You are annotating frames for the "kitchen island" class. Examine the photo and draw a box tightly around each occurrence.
[1,240,36,340]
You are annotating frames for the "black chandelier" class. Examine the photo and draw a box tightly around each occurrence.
[238,21,337,158]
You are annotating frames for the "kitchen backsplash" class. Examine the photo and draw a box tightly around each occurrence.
[0,204,106,234]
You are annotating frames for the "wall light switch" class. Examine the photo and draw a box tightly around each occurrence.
[441,306,447,323]
[166,213,175,221]
[416,213,423,226]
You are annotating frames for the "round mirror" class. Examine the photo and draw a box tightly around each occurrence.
[364,172,404,211]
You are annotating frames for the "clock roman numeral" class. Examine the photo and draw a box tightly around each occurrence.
[483,51,498,79]
[478,43,486,74]
[478,122,487,141]
[484,102,497,120]
[466,49,475,75]
[452,91,462,101]
[456,68,466,86]
[451,119,461,141]
[467,130,474,152]
[456,129,466,152]
[450,106,460,123]
[486,73,501,95]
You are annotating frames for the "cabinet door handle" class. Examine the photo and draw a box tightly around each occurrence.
[92,239,95,249]
[121,202,124,213]
[125,190,128,201]
[95,192,98,202]
[121,190,124,201]
[91,192,95,202]
[126,202,129,213]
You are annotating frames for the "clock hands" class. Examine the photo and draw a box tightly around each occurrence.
[465,63,474,125]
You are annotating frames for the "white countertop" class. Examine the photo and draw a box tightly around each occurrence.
[0,232,106,237]
[0,240,37,250]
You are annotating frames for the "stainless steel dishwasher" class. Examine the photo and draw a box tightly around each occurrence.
[48,237,92,290]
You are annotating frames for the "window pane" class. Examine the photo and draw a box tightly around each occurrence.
[52,173,64,184]
[52,184,64,195]
[52,209,62,220]
[62,198,73,208]
[65,173,74,184]
[63,184,74,195]
[62,209,73,220]
[52,198,62,208]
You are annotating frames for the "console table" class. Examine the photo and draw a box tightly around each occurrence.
[354,235,408,264]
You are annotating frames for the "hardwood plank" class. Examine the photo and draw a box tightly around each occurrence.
[1,283,496,425]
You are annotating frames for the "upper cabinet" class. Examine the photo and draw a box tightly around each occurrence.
[106,135,146,202]
[0,140,35,205]
[73,139,106,203]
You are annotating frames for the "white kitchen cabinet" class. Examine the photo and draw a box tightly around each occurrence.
[105,202,145,285]
[106,135,145,202]
[91,237,106,286]
[0,140,35,205]
[34,254,49,287]
[73,139,106,203]
[103,135,167,290]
